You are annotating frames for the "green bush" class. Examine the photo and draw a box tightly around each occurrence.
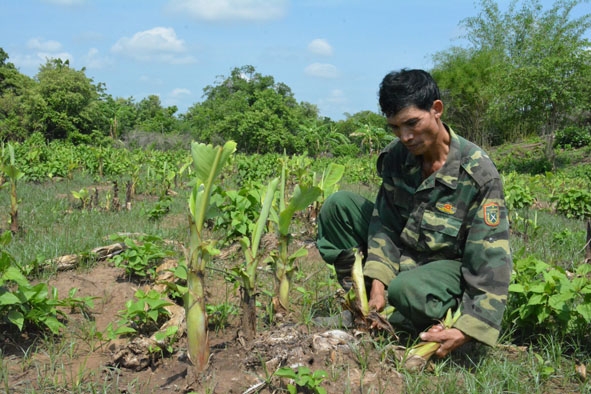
[0,231,64,334]
[332,143,360,158]
[503,172,536,211]
[551,188,591,219]
[507,255,591,339]
[554,126,591,149]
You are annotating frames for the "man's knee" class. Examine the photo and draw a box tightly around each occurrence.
[319,190,357,219]
[387,276,412,308]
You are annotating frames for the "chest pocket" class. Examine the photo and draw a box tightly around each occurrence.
[419,209,463,253]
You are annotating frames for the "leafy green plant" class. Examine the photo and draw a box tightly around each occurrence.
[266,156,321,313]
[111,289,172,336]
[109,234,172,281]
[206,302,238,332]
[554,126,591,149]
[503,172,536,211]
[0,143,25,233]
[503,172,539,239]
[233,176,279,340]
[0,231,65,334]
[145,194,172,221]
[309,162,345,223]
[151,325,179,355]
[551,187,591,219]
[507,255,591,338]
[71,187,91,209]
[209,182,264,244]
[58,287,97,319]
[275,366,328,394]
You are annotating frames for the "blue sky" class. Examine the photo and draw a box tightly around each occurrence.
[1,0,589,121]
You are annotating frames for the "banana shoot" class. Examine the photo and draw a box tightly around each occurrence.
[402,307,462,371]
[186,140,236,372]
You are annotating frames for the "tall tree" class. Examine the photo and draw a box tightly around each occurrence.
[103,96,138,140]
[432,48,501,146]
[34,59,102,141]
[432,0,591,146]
[135,95,179,134]
[0,49,37,141]
[183,65,319,154]
[349,123,394,155]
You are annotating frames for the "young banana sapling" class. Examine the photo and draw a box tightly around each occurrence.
[185,140,236,372]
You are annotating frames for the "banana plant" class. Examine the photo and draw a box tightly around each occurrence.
[343,248,396,336]
[71,187,91,209]
[309,162,345,222]
[0,144,25,234]
[186,140,236,372]
[233,176,279,341]
[267,157,321,313]
[402,307,461,371]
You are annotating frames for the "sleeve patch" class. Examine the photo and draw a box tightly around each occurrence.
[483,203,500,227]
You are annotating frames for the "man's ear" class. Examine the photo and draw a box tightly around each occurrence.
[432,100,443,118]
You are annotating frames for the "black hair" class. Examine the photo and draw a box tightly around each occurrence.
[378,69,441,118]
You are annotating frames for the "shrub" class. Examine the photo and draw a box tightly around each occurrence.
[551,188,591,219]
[507,255,591,339]
[554,126,591,149]
[332,143,360,158]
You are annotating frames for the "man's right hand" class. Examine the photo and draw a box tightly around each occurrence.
[368,279,386,311]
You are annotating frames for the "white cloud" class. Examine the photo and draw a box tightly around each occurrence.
[113,27,185,53]
[170,88,191,97]
[308,39,333,56]
[112,27,196,64]
[27,38,63,52]
[168,0,288,21]
[10,54,43,70]
[304,63,338,79]
[84,48,112,69]
[11,38,73,71]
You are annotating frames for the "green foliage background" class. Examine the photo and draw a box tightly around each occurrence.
[1,0,590,161]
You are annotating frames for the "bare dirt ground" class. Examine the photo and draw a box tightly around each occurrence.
[1,240,411,394]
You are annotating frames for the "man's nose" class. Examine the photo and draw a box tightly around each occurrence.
[399,127,413,142]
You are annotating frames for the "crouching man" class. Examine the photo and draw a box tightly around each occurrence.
[316,69,512,357]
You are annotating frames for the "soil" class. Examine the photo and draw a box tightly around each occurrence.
[1,238,410,394]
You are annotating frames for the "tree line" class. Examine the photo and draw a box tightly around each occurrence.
[1,0,590,157]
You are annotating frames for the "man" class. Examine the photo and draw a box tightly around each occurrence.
[316,69,512,357]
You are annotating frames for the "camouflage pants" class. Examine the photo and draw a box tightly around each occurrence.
[316,190,462,330]
[316,191,373,288]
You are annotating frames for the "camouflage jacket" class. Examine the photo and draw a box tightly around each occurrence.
[363,126,512,346]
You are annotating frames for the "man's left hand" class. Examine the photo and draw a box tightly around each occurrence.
[419,326,471,357]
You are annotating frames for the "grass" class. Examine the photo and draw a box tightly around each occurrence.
[510,207,587,267]
[0,173,189,266]
[1,146,591,393]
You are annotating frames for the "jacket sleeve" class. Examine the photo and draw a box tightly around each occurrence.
[363,149,404,286]
[453,177,513,346]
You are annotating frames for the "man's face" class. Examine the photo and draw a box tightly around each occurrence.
[385,101,443,156]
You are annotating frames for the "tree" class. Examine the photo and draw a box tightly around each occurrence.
[0,49,37,141]
[432,48,501,146]
[103,96,138,140]
[432,0,591,148]
[183,65,319,154]
[349,123,393,155]
[33,59,103,141]
[135,95,180,134]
